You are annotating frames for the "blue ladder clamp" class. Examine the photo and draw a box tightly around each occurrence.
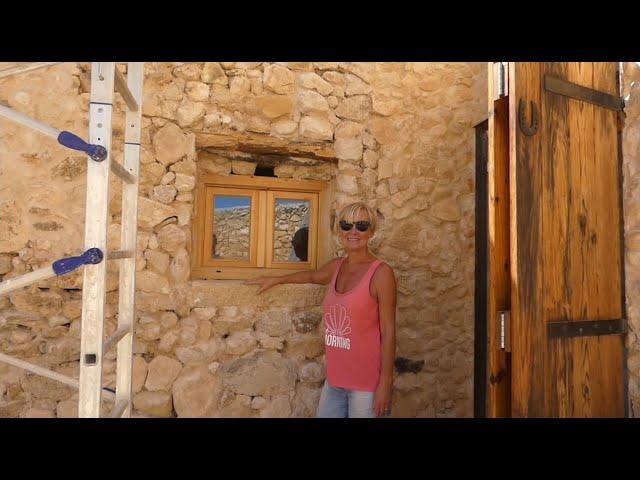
[52,248,104,276]
[57,131,107,162]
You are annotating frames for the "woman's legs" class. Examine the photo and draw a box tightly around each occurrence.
[347,389,376,418]
[317,381,388,418]
[316,380,348,418]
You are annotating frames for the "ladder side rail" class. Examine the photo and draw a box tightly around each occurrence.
[78,62,116,418]
[115,62,144,418]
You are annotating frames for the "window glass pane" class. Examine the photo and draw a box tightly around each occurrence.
[213,195,251,260]
[273,198,310,262]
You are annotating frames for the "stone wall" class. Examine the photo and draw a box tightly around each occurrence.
[1,62,484,417]
[623,62,640,417]
[367,63,486,417]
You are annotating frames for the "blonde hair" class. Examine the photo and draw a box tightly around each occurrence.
[336,202,377,234]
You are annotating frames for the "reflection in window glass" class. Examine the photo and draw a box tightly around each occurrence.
[273,198,310,262]
[213,195,251,259]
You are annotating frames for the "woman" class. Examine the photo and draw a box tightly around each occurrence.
[245,202,397,418]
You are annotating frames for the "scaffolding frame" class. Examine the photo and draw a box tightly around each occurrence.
[0,62,144,418]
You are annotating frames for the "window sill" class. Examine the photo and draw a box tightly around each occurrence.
[191,266,315,281]
[190,279,328,308]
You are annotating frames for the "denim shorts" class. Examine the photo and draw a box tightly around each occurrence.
[316,380,390,418]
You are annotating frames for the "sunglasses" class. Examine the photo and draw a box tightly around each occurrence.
[339,220,371,232]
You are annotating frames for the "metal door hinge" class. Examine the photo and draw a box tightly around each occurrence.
[544,75,623,111]
[498,310,511,352]
[547,318,627,339]
[493,62,508,101]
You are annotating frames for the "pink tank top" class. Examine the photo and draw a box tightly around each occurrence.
[322,257,384,392]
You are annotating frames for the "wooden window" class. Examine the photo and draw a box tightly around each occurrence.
[192,174,331,280]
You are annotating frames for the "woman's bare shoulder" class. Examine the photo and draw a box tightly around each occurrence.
[372,261,396,282]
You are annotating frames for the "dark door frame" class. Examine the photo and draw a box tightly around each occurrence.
[474,119,489,418]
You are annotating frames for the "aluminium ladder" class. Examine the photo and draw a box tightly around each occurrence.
[0,62,144,418]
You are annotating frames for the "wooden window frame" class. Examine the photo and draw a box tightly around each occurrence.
[192,173,331,280]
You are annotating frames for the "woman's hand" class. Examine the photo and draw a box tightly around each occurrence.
[373,380,393,417]
[244,276,280,294]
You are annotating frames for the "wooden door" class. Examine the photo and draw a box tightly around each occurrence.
[487,62,627,417]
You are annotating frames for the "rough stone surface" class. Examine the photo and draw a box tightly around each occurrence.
[297,90,330,114]
[157,224,187,253]
[176,101,206,128]
[132,356,148,394]
[201,63,228,85]
[299,115,333,141]
[292,385,322,417]
[175,338,224,365]
[258,95,293,119]
[334,137,363,161]
[0,256,12,274]
[56,400,77,418]
[145,249,170,274]
[231,160,257,176]
[152,185,177,204]
[152,122,191,166]
[263,65,295,94]
[256,332,284,350]
[256,309,292,336]
[298,72,333,96]
[136,270,170,294]
[259,395,292,418]
[174,173,196,192]
[222,351,297,397]
[225,330,256,356]
[335,95,372,122]
[172,365,221,417]
[299,362,324,384]
[272,119,298,136]
[217,393,253,417]
[145,355,183,391]
[167,248,189,284]
[185,81,210,102]
[623,62,640,417]
[133,391,173,417]
[292,311,322,334]
[137,197,178,231]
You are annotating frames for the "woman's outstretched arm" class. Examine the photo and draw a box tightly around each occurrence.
[244,258,340,294]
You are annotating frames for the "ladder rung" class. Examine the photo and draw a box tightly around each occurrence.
[0,248,103,296]
[0,62,62,80]
[0,105,107,161]
[0,265,55,296]
[109,400,129,418]
[110,160,136,184]
[103,325,130,352]
[0,103,60,138]
[114,67,139,112]
[0,352,116,402]
[108,250,134,260]
[0,351,78,389]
